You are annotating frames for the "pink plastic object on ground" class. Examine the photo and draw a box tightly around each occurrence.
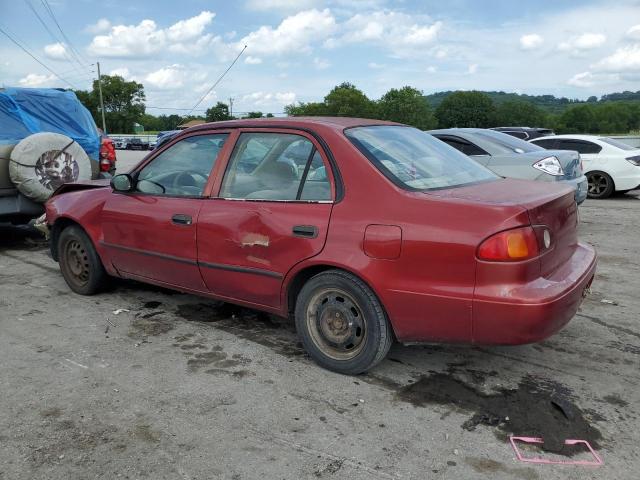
[510,436,603,466]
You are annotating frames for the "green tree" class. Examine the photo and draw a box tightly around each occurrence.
[435,91,497,128]
[324,82,377,118]
[377,86,436,129]
[245,111,264,118]
[139,113,162,131]
[495,100,546,127]
[554,105,597,133]
[285,101,328,116]
[205,102,232,122]
[75,75,146,134]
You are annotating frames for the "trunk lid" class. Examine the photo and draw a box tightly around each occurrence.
[429,178,578,276]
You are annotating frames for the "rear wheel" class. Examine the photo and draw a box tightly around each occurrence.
[295,270,393,375]
[58,225,108,295]
[587,171,614,199]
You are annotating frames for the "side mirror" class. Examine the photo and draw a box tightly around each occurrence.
[110,173,134,192]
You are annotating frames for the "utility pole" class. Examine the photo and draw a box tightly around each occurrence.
[228,97,234,118]
[96,61,107,134]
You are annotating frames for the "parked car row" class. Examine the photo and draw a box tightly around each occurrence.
[111,137,152,151]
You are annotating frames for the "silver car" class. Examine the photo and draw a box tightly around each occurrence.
[428,128,588,204]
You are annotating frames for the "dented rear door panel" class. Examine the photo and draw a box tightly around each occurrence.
[196,200,332,308]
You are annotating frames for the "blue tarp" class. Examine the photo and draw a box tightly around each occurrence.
[0,88,100,159]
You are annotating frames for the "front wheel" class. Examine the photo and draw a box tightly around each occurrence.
[58,225,108,295]
[295,270,393,375]
[587,171,614,199]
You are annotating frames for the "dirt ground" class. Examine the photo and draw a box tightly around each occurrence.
[1,178,639,479]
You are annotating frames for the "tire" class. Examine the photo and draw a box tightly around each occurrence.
[586,171,614,199]
[9,133,92,203]
[295,269,393,375]
[58,225,108,295]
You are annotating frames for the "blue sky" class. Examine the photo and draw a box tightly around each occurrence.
[1,0,640,115]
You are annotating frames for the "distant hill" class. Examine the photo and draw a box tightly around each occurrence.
[424,90,640,113]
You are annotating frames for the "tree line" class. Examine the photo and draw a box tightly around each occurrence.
[285,82,640,134]
[74,75,640,135]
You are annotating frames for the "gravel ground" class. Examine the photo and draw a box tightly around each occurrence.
[0,181,638,479]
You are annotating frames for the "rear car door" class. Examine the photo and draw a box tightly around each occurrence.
[197,130,335,309]
[555,139,602,172]
[101,133,228,291]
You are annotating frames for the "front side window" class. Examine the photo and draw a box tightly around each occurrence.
[347,126,497,191]
[220,132,332,201]
[136,134,227,196]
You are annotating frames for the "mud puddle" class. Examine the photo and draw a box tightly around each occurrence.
[397,373,602,455]
[174,302,304,358]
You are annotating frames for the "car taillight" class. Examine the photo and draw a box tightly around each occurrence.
[625,155,640,166]
[477,226,548,262]
[100,158,111,172]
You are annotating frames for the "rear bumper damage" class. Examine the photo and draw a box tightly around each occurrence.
[472,242,597,344]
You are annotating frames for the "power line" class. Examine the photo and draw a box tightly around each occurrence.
[40,0,90,67]
[0,25,78,89]
[185,44,247,117]
[23,0,90,77]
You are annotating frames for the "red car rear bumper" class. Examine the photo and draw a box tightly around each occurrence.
[472,242,597,345]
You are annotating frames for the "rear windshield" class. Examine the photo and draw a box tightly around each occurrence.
[346,126,497,191]
[472,129,543,154]
[599,137,636,151]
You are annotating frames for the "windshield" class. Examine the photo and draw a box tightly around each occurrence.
[346,126,497,191]
[472,129,543,154]
[599,137,636,151]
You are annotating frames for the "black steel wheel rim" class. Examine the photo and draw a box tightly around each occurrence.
[305,288,366,361]
[63,239,90,286]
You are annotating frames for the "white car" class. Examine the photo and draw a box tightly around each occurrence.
[530,135,640,199]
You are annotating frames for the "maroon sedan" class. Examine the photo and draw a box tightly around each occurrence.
[44,118,596,374]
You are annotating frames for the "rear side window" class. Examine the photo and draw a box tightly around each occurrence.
[531,139,557,149]
[220,132,332,201]
[556,140,602,154]
[346,126,497,191]
[434,135,489,156]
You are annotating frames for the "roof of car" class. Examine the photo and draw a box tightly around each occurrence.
[530,134,603,141]
[188,116,401,133]
[427,128,487,135]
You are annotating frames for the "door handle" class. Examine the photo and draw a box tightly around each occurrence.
[292,225,318,238]
[172,214,192,225]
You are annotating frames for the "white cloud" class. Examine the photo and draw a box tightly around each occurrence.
[167,11,215,42]
[85,18,111,34]
[241,91,296,106]
[467,63,478,74]
[88,12,216,58]
[332,11,441,56]
[567,71,595,87]
[109,67,131,79]
[427,66,437,73]
[593,44,640,73]
[238,9,337,56]
[626,24,640,41]
[368,62,384,69]
[313,57,330,69]
[558,33,606,54]
[43,42,67,60]
[244,56,263,64]
[19,73,57,87]
[145,65,185,89]
[519,34,543,50]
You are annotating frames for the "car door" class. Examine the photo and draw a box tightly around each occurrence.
[555,139,602,172]
[197,129,335,309]
[101,133,229,291]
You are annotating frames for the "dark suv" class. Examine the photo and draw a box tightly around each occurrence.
[125,138,149,150]
[492,127,554,141]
